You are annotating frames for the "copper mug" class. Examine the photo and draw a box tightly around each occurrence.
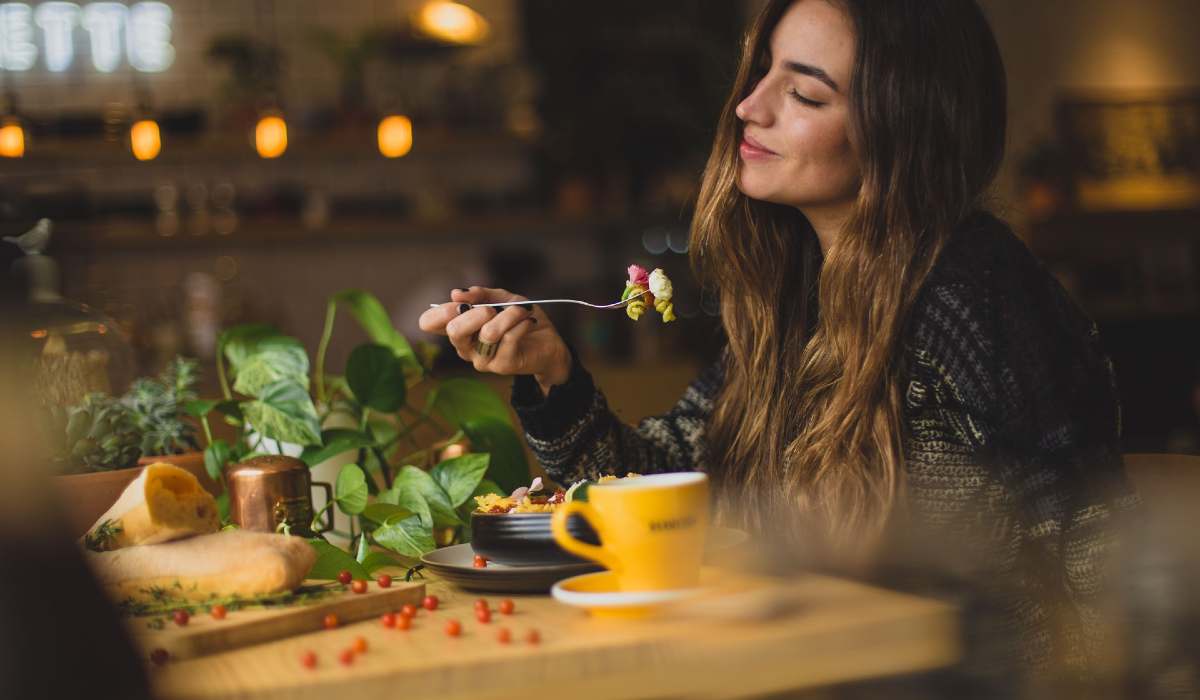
[226,455,334,536]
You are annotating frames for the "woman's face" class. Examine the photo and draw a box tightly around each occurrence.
[735,0,860,213]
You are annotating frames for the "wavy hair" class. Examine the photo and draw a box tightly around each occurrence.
[693,0,1007,552]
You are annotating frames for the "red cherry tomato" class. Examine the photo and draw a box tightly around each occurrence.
[401,603,418,618]
[352,636,368,654]
[497,628,512,644]
[300,651,317,669]
[473,555,487,568]
[381,612,396,628]
[475,608,492,624]
[350,579,368,594]
[323,613,339,630]
[376,574,392,588]
[525,628,541,645]
[444,619,462,637]
[422,595,439,611]
[474,598,489,611]
[150,648,169,666]
[498,599,515,615]
[396,614,412,631]
[172,609,190,626]
[336,570,352,585]
[210,604,228,620]
[339,648,355,666]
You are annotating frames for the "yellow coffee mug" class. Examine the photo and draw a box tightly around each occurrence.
[551,472,709,591]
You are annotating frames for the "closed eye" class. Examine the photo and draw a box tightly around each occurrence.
[788,88,825,108]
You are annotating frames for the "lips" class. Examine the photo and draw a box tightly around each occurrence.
[739,133,778,159]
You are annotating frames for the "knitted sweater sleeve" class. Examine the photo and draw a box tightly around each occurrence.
[909,272,1138,666]
[509,350,723,486]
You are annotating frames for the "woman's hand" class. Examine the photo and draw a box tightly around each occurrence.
[418,286,572,395]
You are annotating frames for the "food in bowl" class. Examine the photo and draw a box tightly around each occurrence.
[472,474,641,514]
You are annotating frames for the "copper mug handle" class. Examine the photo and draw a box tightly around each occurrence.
[312,481,334,533]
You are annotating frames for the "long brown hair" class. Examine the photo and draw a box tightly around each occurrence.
[694,0,1007,552]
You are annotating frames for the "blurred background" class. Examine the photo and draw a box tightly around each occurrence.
[1,0,1198,452]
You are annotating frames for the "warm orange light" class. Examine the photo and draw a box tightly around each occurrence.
[130,119,161,161]
[255,114,288,159]
[378,115,413,158]
[416,1,489,44]
[0,118,25,158]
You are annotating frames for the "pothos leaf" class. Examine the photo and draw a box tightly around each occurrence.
[240,380,321,447]
[307,539,370,581]
[372,515,436,558]
[334,463,369,515]
[430,453,490,508]
[394,465,460,527]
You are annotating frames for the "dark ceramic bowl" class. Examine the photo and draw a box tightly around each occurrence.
[470,511,601,566]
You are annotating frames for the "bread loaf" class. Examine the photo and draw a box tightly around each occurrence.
[83,462,219,551]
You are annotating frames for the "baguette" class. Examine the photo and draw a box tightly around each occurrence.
[86,530,317,601]
[83,462,219,551]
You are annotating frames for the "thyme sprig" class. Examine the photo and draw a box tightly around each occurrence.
[117,581,341,618]
[83,519,123,552]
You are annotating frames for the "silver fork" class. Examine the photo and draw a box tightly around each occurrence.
[429,289,649,311]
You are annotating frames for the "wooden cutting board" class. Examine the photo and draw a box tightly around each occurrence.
[129,580,425,660]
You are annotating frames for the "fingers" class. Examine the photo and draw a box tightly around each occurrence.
[446,305,496,360]
[418,302,460,335]
[474,314,538,373]
[477,305,536,345]
[451,286,526,306]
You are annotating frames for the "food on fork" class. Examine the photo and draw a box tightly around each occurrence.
[622,264,675,322]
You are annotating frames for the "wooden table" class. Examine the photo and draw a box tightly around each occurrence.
[149,570,958,700]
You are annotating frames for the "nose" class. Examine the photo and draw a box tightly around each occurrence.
[735,78,773,127]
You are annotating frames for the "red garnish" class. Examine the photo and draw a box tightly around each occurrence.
[396,614,412,630]
[300,650,317,669]
[474,598,489,611]
[499,599,515,615]
[339,648,355,666]
[473,554,488,568]
[336,570,352,585]
[376,574,392,588]
[352,636,368,654]
[445,619,462,637]
[150,648,169,666]
[526,629,541,645]
[497,628,512,644]
[172,610,190,627]
[476,608,492,624]
[323,613,339,630]
[351,579,368,594]
[210,604,227,620]
[422,595,439,611]
[488,506,507,513]
[381,612,396,628]
[401,603,418,617]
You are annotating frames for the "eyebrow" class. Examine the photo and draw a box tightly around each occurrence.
[784,60,839,93]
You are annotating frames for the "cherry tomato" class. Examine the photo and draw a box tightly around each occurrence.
[497,628,512,644]
[381,612,396,628]
[339,648,355,666]
[376,574,392,588]
[300,651,317,669]
[352,636,368,654]
[323,613,339,630]
[474,598,489,611]
[172,609,190,627]
[351,579,368,594]
[336,570,352,585]
[396,614,412,631]
[475,608,492,624]
[444,619,462,637]
[401,603,418,618]
[422,595,439,611]
[525,629,541,645]
[498,599,515,615]
[473,555,487,568]
[150,648,169,666]
[210,604,228,620]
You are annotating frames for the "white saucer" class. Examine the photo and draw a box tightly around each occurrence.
[551,570,714,619]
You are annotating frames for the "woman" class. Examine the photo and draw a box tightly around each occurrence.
[420,0,1135,674]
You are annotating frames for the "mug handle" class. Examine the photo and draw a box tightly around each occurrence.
[551,501,622,573]
[312,482,334,533]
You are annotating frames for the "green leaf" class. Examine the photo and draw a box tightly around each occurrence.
[334,463,369,515]
[430,378,512,427]
[430,453,490,508]
[204,439,232,482]
[233,340,310,397]
[330,290,422,379]
[307,539,370,580]
[361,551,405,574]
[361,502,414,524]
[372,515,436,558]
[378,484,433,529]
[462,418,530,493]
[345,344,406,412]
[218,324,279,371]
[215,400,243,427]
[216,492,230,523]
[300,429,375,468]
[355,533,370,563]
[184,399,218,418]
[472,478,504,498]
[240,380,321,447]
[393,465,460,527]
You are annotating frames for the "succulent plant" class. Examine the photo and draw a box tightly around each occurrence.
[123,356,201,457]
[59,393,142,472]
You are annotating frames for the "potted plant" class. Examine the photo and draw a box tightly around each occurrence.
[51,356,215,536]
[192,289,531,580]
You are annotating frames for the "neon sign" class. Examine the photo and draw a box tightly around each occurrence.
[0,2,173,73]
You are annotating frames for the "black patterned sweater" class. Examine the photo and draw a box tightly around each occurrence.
[510,212,1138,670]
